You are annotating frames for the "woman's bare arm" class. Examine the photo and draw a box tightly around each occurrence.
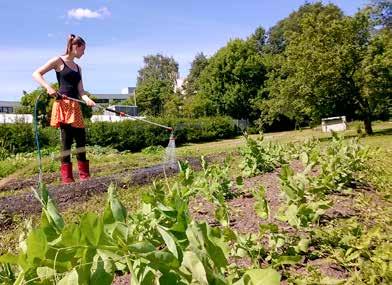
[32,57,60,96]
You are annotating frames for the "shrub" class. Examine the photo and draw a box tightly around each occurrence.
[0,116,238,155]
[0,123,34,154]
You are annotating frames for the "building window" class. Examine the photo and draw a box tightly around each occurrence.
[0,107,13,113]
[95,99,109,103]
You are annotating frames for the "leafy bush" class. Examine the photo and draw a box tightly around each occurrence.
[86,116,237,152]
[278,134,370,228]
[0,116,237,155]
[239,134,291,177]
[0,124,35,154]
[141,145,165,155]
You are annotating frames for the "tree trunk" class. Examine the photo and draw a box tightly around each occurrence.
[363,115,373,135]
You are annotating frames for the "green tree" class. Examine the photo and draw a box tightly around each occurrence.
[197,38,266,120]
[259,3,391,133]
[264,2,339,55]
[248,26,266,53]
[356,27,392,126]
[183,52,209,97]
[182,93,215,118]
[136,54,179,115]
[163,92,182,118]
[20,84,58,126]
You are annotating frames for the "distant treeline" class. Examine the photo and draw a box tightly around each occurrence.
[21,1,391,134]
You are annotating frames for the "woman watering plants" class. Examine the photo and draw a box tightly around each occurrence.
[32,34,95,184]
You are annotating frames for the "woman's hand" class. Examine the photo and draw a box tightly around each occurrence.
[82,95,96,107]
[46,86,57,97]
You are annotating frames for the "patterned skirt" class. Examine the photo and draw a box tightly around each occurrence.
[50,99,84,128]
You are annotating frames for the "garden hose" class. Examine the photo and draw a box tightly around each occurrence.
[33,93,43,184]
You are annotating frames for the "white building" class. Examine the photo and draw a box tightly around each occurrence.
[0,101,20,114]
[92,87,136,104]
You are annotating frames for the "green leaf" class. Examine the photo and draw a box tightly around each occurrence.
[46,197,65,231]
[60,224,82,247]
[80,213,103,247]
[26,229,47,262]
[157,225,179,259]
[58,269,79,285]
[300,152,309,165]
[0,253,19,265]
[37,266,56,282]
[296,238,310,253]
[128,241,156,254]
[143,251,180,271]
[181,251,208,285]
[254,186,269,220]
[285,204,300,227]
[91,256,114,285]
[236,176,244,187]
[159,271,182,285]
[108,184,127,223]
[239,268,281,285]
[274,255,301,266]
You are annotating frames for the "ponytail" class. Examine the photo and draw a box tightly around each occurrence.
[64,34,86,55]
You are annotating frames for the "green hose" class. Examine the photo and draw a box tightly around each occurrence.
[33,94,43,184]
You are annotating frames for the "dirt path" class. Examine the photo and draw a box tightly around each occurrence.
[0,158,203,220]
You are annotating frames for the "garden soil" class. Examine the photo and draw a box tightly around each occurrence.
[0,154,388,284]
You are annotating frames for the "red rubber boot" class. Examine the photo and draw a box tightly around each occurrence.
[60,162,75,184]
[77,160,90,181]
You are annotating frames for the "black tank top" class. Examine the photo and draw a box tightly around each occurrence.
[56,57,81,99]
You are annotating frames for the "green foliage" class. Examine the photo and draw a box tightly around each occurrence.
[0,123,35,154]
[162,92,182,118]
[197,38,266,120]
[194,157,236,226]
[20,85,56,127]
[0,123,57,163]
[239,134,290,177]
[136,78,174,116]
[87,116,237,152]
[141,145,165,155]
[312,217,392,284]
[358,28,392,121]
[0,117,237,156]
[278,135,370,228]
[136,54,179,116]
[79,92,96,120]
[183,52,209,98]
[182,92,215,118]
[259,2,392,133]
[0,165,281,284]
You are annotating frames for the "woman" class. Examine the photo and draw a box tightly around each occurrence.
[32,34,96,184]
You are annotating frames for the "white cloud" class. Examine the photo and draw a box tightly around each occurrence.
[67,6,111,20]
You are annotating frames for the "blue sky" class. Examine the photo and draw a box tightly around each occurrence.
[0,0,368,101]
